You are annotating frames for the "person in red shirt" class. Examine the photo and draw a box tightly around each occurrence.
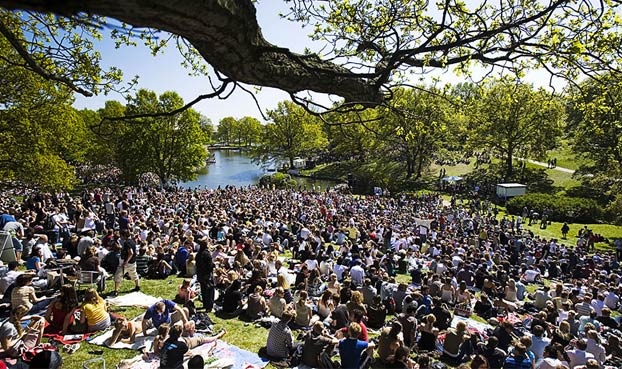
[336,309,368,341]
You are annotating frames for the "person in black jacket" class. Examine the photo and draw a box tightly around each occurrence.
[196,238,215,312]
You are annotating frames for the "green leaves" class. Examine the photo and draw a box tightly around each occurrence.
[95,90,210,185]
[466,78,565,178]
[252,101,327,168]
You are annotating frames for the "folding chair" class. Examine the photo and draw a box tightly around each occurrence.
[75,270,100,292]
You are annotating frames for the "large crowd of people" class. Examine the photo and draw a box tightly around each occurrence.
[0,185,620,369]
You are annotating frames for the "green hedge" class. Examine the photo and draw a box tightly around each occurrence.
[506,193,602,223]
[259,173,297,188]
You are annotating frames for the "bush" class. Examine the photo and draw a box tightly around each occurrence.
[258,173,297,188]
[506,193,602,223]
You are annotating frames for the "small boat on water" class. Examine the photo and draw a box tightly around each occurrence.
[266,167,276,172]
[206,152,216,164]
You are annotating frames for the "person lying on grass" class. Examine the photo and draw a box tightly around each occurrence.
[108,316,144,346]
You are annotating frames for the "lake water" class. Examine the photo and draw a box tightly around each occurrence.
[180,150,336,190]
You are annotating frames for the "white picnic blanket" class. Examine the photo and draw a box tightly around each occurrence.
[450,315,492,334]
[106,292,162,308]
[90,327,156,350]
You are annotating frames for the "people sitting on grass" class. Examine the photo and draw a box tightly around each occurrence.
[265,309,295,362]
[2,185,622,369]
[79,288,111,333]
[339,322,375,369]
[44,284,78,335]
[0,306,45,358]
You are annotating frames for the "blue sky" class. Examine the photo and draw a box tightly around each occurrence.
[73,1,563,125]
[73,1,323,124]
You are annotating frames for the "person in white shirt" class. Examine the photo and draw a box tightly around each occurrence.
[0,262,22,294]
[565,339,595,369]
[590,294,605,316]
[523,267,541,283]
[604,287,619,310]
[530,325,551,361]
[35,235,54,262]
[349,261,365,287]
[585,330,606,364]
[77,231,95,258]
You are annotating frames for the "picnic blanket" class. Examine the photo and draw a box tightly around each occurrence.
[450,315,492,335]
[106,292,161,308]
[89,327,156,350]
[118,340,268,369]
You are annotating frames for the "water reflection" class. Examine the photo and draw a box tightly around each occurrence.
[180,150,336,190]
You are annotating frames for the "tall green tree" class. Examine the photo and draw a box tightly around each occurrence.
[254,101,327,169]
[467,79,565,178]
[376,88,454,179]
[235,116,263,147]
[570,74,622,177]
[115,90,209,185]
[199,115,214,143]
[0,35,88,189]
[325,109,377,162]
[216,117,236,144]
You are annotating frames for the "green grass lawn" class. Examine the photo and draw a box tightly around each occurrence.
[429,162,475,178]
[494,206,622,252]
[545,139,590,171]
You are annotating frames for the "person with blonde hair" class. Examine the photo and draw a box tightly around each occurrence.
[418,314,439,352]
[346,290,366,315]
[338,322,375,369]
[0,305,45,357]
[277,273,293,303]
[443,320,472,360]
[80,288,111,332]
[326,273,341,296]
[269,287,287,318]
[109,316,143,346]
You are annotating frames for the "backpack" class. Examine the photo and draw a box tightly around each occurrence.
[44,214,56,230]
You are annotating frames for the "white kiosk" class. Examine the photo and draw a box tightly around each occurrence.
[496,183,527,199]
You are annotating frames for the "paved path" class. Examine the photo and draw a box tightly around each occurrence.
[516,157,576,174]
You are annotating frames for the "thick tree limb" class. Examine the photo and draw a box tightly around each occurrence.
[0,0,384,105]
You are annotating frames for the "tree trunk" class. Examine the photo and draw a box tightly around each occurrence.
[289,156,294,169]
[505,148,514,179]
[406,158,414,179]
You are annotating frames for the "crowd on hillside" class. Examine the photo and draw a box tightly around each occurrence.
[0,185,620,369]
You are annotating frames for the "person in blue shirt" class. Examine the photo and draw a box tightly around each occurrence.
[503,343,533,369]
[142,299,189,333]
[338,322,375,369]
